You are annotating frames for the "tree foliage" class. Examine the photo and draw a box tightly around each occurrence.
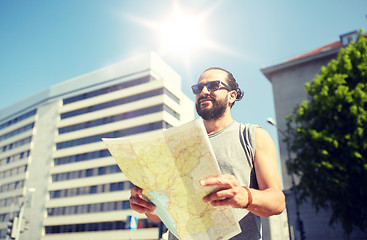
[286,32,367,235]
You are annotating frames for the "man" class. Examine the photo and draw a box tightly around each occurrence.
[130,67,285,239]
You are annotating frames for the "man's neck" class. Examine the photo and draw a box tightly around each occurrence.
[203,112,234,135]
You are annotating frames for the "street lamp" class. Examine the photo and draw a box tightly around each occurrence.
[267,118,305,240]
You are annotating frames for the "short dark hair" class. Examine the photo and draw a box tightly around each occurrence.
[203,67,244,107]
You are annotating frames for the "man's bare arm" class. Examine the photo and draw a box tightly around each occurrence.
[202,128,285,217]
[250,127,285,216]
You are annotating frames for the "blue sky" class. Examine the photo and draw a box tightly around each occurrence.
[0,0,366,177]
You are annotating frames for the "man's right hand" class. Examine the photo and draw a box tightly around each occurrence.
[130,185,157,213]
[130,185,161,222]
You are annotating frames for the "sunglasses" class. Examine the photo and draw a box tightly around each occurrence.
[191,80,232,95]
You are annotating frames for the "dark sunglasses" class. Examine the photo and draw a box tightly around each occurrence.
[191,80,232,95]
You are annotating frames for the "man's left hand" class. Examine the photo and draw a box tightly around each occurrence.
[201,174,250,209]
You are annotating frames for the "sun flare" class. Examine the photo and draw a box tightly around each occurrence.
[125,1,221,61]
[156,7,206,58]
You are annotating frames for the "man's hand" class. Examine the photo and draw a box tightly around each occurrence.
[201,174,250,209]
[130,185,156,214]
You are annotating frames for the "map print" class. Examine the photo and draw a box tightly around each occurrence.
[103,119,241,240]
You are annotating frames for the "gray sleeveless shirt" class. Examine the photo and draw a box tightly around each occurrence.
[169,121,262,240]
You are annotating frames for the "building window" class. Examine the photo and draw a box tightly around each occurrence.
[45,220,157,234]
[61,87,180,120]
[164,89,180,104]
[52,165,120,182]
[54,149,109,165]
[87,223,99,232]
[56,121,167,150]
[58,104,179,134]
[0,151,30,167]
[123,201,130,209]
[164,105,180,120]
[117,182,124,190]
[49,181,132,199]
[110,183,117,192]
[1,137,32,153]
[0,123,34,142]
[0,109,36,131]
[61,88,164,119]
[63,76,153,105]
[89,186,97,194]
[52,190,61,198]
[98,167,105,175]
[85,169,93,177]
[101,222,113,231]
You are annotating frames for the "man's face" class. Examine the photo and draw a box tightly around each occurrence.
[195,69,231,120]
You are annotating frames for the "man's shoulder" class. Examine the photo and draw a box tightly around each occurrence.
[238,122,260,130]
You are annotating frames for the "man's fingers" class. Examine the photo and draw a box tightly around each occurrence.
[201,175,248,209]
[131,185,142,197]
[203,188,235,202]
[200,178,228,188]
[130,202,154,214]
[200,175,237,188]
[130,185,156,214]
[130,196,156,212]
[210,198,232,207]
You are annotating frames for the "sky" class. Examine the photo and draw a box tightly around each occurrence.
[0,0,366,177]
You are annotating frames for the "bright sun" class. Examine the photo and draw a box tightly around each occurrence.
[125,1,220,61]
[156,6,207,58]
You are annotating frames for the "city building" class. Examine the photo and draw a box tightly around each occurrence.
[0,52,194,240]
[261,31,364,239]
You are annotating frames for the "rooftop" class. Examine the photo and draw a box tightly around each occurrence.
[286,40,342,62]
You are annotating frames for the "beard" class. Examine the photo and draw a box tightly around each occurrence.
[196,95,228,120]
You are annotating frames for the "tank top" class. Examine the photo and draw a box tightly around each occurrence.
[168,121,262,240]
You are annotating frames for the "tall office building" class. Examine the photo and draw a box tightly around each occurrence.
[0,52,194,240]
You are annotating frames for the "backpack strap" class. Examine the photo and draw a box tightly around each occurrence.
[239,123,258,168]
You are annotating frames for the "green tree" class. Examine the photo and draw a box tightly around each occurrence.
[286,31,367,236]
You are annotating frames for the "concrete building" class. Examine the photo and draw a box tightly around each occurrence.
[0,52,194,240]
[261,31,364,239]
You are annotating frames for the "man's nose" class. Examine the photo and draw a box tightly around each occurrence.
[200,85,210,94]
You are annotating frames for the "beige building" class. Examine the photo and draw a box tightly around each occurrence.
[0,52,194,240]
[261,31,365,240]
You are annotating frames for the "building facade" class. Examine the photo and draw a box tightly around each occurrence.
[0,52,194,240]
[261,31,364,239]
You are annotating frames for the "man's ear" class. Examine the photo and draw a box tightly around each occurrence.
[228,90,237,105]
